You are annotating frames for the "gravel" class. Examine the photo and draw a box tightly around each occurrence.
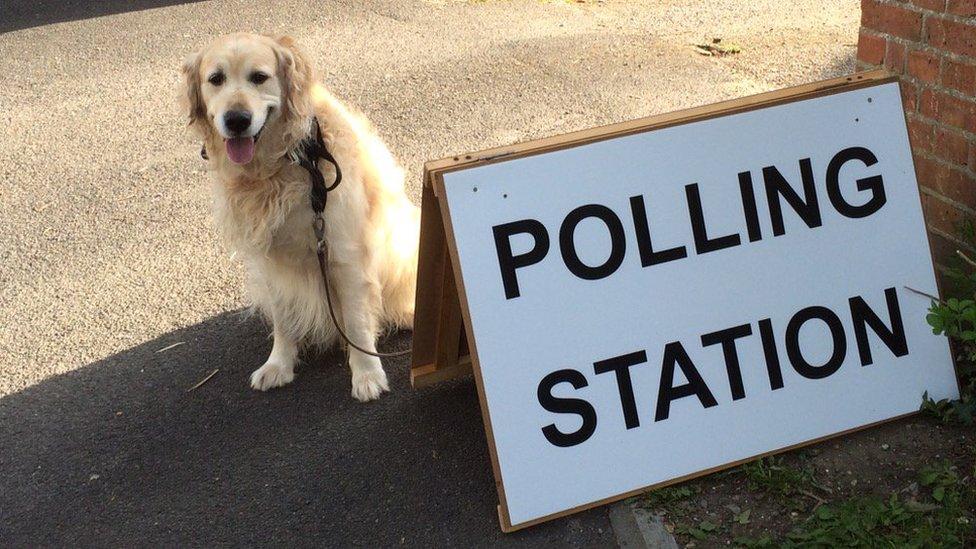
[0,0,859,396]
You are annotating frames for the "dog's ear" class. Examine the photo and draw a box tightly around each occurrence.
[273,36,314,121]
[180,49,206,131]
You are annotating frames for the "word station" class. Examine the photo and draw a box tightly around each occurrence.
[536,287,906,447]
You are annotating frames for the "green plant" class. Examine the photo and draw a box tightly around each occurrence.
[733,534,774,547]
[775,463,975,547]
[740,456,817,498]
[923,224,976,424]
[639,484,696,507]
[733,461,975,547]
[919,461,964,508]
[675,519,720,540]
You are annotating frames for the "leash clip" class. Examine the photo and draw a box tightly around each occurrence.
[313,214,326,252]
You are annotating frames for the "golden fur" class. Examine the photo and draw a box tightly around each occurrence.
[181,33,419,401]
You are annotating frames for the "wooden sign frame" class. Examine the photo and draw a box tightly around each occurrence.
[410,69,937,531]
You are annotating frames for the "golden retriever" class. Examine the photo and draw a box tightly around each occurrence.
[180,33,419,401]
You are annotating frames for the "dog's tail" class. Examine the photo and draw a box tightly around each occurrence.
[378,197,420,330]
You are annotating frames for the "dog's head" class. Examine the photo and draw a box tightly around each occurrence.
[181,33,314,165]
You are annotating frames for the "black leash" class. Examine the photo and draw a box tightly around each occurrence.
[302,117,342,218]
[301,118,412,359]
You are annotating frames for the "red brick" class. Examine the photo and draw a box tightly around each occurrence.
[939,167,976,206]
[917,155,976,205]
[934,126,972,166]
[863,0,924,40]
[886,40,908,72]
[920,189,972,234]
[858,31,887,65]
[947,0,976,16]
[920,88,976,132]
[908,49,942,82]
[929,230,960,266]
[912,0,946,11]
[908,114,936,152]
[926,16,976,58]
[915,154,943,187]
[902,81,920,111]
[942,58,976,97]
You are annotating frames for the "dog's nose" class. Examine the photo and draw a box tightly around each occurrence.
[224,110,252,134]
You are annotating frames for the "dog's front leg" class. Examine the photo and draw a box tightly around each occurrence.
[250,310,298,391]
[331,265,389,402]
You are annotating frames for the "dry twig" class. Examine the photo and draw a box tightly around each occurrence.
[903,285,941,303]
[956,249,976,269]
[187,369,219,392]
[155,341,185,353]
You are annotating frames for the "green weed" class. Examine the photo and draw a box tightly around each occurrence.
[639,484,696,507]
[923,221,976,424]
[739,456,818,498]
[733,462,975,547]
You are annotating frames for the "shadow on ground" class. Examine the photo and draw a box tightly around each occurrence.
[819,49,858,81]
[1,0,206,33]
[0,312,611,546]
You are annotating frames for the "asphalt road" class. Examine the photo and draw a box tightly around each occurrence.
[0,315,619,545]
[0,0,859,545]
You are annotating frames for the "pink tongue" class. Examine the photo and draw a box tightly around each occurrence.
[225,137,255,164]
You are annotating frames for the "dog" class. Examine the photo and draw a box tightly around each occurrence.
[180,33,419,401]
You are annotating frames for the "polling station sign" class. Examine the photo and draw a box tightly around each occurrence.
[425,73,959,531]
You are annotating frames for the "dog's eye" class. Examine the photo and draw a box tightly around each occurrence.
[207,72,225,86]
[249,72,269,85]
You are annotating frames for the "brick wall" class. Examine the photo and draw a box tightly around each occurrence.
[857,0,976,269]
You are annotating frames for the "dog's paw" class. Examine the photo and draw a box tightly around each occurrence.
[350,367,389,402]
[250,360,295,391]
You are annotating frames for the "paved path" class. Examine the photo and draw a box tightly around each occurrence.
[0,0,858,545]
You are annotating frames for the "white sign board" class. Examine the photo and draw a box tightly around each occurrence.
[436,78,959,530]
